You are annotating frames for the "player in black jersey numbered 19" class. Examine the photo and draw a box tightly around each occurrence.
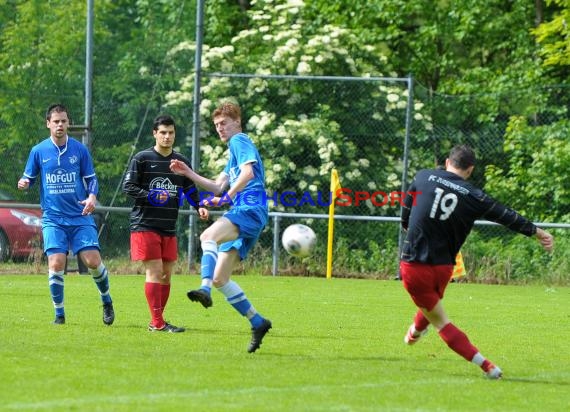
[399,144,553,379]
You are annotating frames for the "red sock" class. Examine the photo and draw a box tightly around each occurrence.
[145,282,164,328]
[160,283,171,315]
[414,310,430,332]
[438,323,478,361]
[481,359,494,372]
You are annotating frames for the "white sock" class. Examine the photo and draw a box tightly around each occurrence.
[471,352,485,366]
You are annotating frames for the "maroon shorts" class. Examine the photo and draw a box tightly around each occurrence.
[399,261,454,311]
[130,231,177,262]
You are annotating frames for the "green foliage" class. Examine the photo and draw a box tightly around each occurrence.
[0,1,201,207]
[463,229,570,285]
[1,0,570,282]
[166,1,434,217]
[0,1,86,194]
[332,236,399,278]
[204,0,250,45]
[322,0,544,96]
[0,1,86,100]
[532,0,570,72]
[86,0,198,145]
[92,142,134,200]
[95,0,195,106]
[241,221,570,285]
[484,116,570,221]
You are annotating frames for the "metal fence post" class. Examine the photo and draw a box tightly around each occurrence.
[396,74,414,279]
[272,215,281,276]
[188,0,205,270]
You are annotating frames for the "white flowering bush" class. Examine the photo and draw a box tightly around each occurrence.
[165,0,432,215]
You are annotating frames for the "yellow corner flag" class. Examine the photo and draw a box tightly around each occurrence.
[326,169,341,279]
[452,251,466,279]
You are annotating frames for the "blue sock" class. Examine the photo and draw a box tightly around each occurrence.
[200,240,218,294]
[48,270,65,317]
[90,263,112,304]
[217,281,264,328]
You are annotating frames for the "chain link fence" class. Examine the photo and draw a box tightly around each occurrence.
[1,77,568,279]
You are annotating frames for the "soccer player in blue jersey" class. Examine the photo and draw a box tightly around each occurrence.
[170,101,271,353]
[17,104,114,326]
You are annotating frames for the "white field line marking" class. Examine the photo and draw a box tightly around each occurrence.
[5,380,450,410]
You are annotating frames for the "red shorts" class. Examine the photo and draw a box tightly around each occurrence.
[130,231,177,262]
[399,261,454,311]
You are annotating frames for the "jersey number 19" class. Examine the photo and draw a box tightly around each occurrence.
[429,187,458,220]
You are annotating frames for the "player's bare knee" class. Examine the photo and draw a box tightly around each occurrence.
[199,232,213,243]
[212,278,227,289]
[49,264,66,272]
[81,255,101,270]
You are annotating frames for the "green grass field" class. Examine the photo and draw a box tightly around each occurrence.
[1,274,568,411]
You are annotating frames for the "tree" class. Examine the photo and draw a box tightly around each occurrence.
[0,0,199,202]
[484,116,570,221]
[532,0,570,80]
[165,0,433,219]
[87,0,199,205]
[482,0,570,222]
[0,0,86,197]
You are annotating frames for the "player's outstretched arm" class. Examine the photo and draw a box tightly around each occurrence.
[170,159,227,195]
[535,228,554,252]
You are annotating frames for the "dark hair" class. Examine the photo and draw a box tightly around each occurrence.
[153,114,176,131]
[46,104,69,121]
[448,144,476,170]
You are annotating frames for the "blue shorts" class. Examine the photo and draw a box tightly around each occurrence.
[43,222,100,256]
[219,206,268,260]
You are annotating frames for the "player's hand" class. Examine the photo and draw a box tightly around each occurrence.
[17,178,30,190]
[79,197,97,216]
[202,196,222,207]
[170,159,191,177]
[198,207,209,220]
[536,228,554,252]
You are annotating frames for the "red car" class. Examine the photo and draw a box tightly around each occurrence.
[0,189,43,261]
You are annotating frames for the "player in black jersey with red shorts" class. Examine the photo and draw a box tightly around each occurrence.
[123,115,208,332]
[400,144,553,379]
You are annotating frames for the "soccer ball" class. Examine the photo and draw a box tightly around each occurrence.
[281,224,317,257]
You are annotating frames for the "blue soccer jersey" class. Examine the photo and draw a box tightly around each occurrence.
[219,132,268,260]
[223,133,266,207]
[22,136,97,224]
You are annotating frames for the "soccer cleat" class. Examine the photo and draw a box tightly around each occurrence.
[404,324,428,345]
[484,363,503,379]
[53,315,66,325]
[187,289,213,308]
[148,322,186,333]
[103,302,115,325]
[247,318,272,353]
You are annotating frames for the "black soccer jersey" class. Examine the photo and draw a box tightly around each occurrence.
[401,169,536,265]
[123,148,200,235]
